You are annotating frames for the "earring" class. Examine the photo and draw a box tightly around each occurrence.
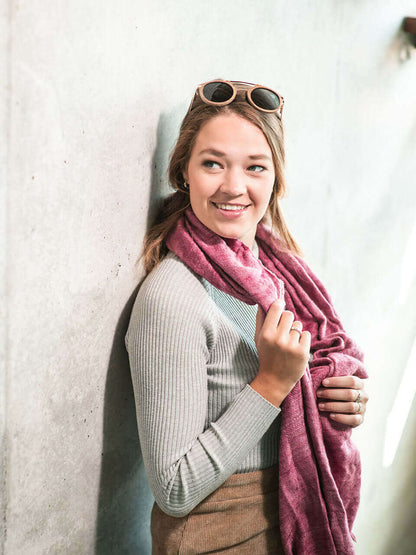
[183,180,189,190]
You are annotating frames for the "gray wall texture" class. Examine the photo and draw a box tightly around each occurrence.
[1,0,416,553]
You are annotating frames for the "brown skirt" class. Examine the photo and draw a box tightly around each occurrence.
[150,463,284,554]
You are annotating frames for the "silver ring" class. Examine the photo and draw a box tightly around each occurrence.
[355,392,361,403]
[355,402,362,414]
[290,327,302,337]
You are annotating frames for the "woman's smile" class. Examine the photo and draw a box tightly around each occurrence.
[211,201,251,218]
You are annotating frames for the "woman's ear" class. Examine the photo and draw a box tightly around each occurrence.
[182,162,190,183]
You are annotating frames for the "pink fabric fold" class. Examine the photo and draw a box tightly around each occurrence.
[166,206,367,555]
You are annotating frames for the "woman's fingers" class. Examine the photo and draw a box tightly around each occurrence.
[261,302,304,341]
[317,376,369,429]
[326,412,364,428]
[321,376,364,389]
[317,380,369,428]
[318,400,366,415]
[316,387,367,403]
[299,330,311,350]
[288,320,302,342]
[260,301,302,343]
[262,299,285,329]
[277,310,295,335]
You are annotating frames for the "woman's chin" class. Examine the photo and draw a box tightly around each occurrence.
[193,214,254,247]
[214,230,253,249]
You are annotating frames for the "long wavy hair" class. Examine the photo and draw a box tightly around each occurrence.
[141,84,302,275]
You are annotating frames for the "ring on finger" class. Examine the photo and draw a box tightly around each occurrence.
[355,402,362,413]
[290,322,303,337]
[355,391,361,403]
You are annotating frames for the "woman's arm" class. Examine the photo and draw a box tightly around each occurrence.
[126,265,280,518]
[316,376,369,427]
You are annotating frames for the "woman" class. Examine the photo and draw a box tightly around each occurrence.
[125,79,369,554]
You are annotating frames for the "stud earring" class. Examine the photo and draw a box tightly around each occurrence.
[183,180,189,189]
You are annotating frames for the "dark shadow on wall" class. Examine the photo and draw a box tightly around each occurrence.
[144,111,183,232]
[94,112,175,554]
[94,285,154,555]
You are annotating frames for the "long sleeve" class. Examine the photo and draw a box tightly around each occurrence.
[126,255,280,517]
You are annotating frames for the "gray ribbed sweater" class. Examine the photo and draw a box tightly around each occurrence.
[125,241,281,518]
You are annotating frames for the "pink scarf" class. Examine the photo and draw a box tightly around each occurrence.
[166,206,367,555]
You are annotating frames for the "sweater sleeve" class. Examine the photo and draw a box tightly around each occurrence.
[125,260,280,517]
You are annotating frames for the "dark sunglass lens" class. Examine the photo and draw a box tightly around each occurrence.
[251,88,280,111]
[202,82,234,103]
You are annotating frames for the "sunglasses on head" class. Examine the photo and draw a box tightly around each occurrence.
[189,79,284,119]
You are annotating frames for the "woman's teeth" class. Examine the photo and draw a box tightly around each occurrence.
[214,203,248,211]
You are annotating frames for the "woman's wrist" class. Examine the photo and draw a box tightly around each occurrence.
[249,375,288,408]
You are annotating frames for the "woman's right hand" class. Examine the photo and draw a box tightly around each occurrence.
[252,299,311,405]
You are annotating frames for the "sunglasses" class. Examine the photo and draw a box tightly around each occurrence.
[189,79,284,119]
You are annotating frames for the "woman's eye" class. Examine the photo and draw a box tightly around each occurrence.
[202,160,221,169]
[248,165,266,172]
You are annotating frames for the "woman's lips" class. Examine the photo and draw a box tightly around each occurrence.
[211,201,250,218]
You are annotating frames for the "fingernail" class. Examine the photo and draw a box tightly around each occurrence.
[318,403,325,409]
[323,379,330,386]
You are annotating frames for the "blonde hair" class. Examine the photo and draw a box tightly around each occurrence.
[141,86,302,275]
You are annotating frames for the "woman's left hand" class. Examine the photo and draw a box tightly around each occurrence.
[316,376,369,427]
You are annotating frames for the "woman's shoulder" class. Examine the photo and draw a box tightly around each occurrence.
[125,251,217,349]
[129,250,216,324]
[139,250,209,300]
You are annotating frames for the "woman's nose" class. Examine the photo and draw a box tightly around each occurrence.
[220,168,247,196]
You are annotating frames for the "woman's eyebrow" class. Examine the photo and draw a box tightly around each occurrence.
[198,148,226,157]
[198,148,272,162]
[247,154,272,161]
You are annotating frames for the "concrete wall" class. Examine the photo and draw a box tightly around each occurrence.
[1,0,416,553]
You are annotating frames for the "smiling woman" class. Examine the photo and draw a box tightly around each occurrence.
[125,79,369,554]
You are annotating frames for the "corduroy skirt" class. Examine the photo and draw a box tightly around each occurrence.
[150,463,284,554]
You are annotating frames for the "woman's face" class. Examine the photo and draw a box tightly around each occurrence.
[183,113,275,250]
